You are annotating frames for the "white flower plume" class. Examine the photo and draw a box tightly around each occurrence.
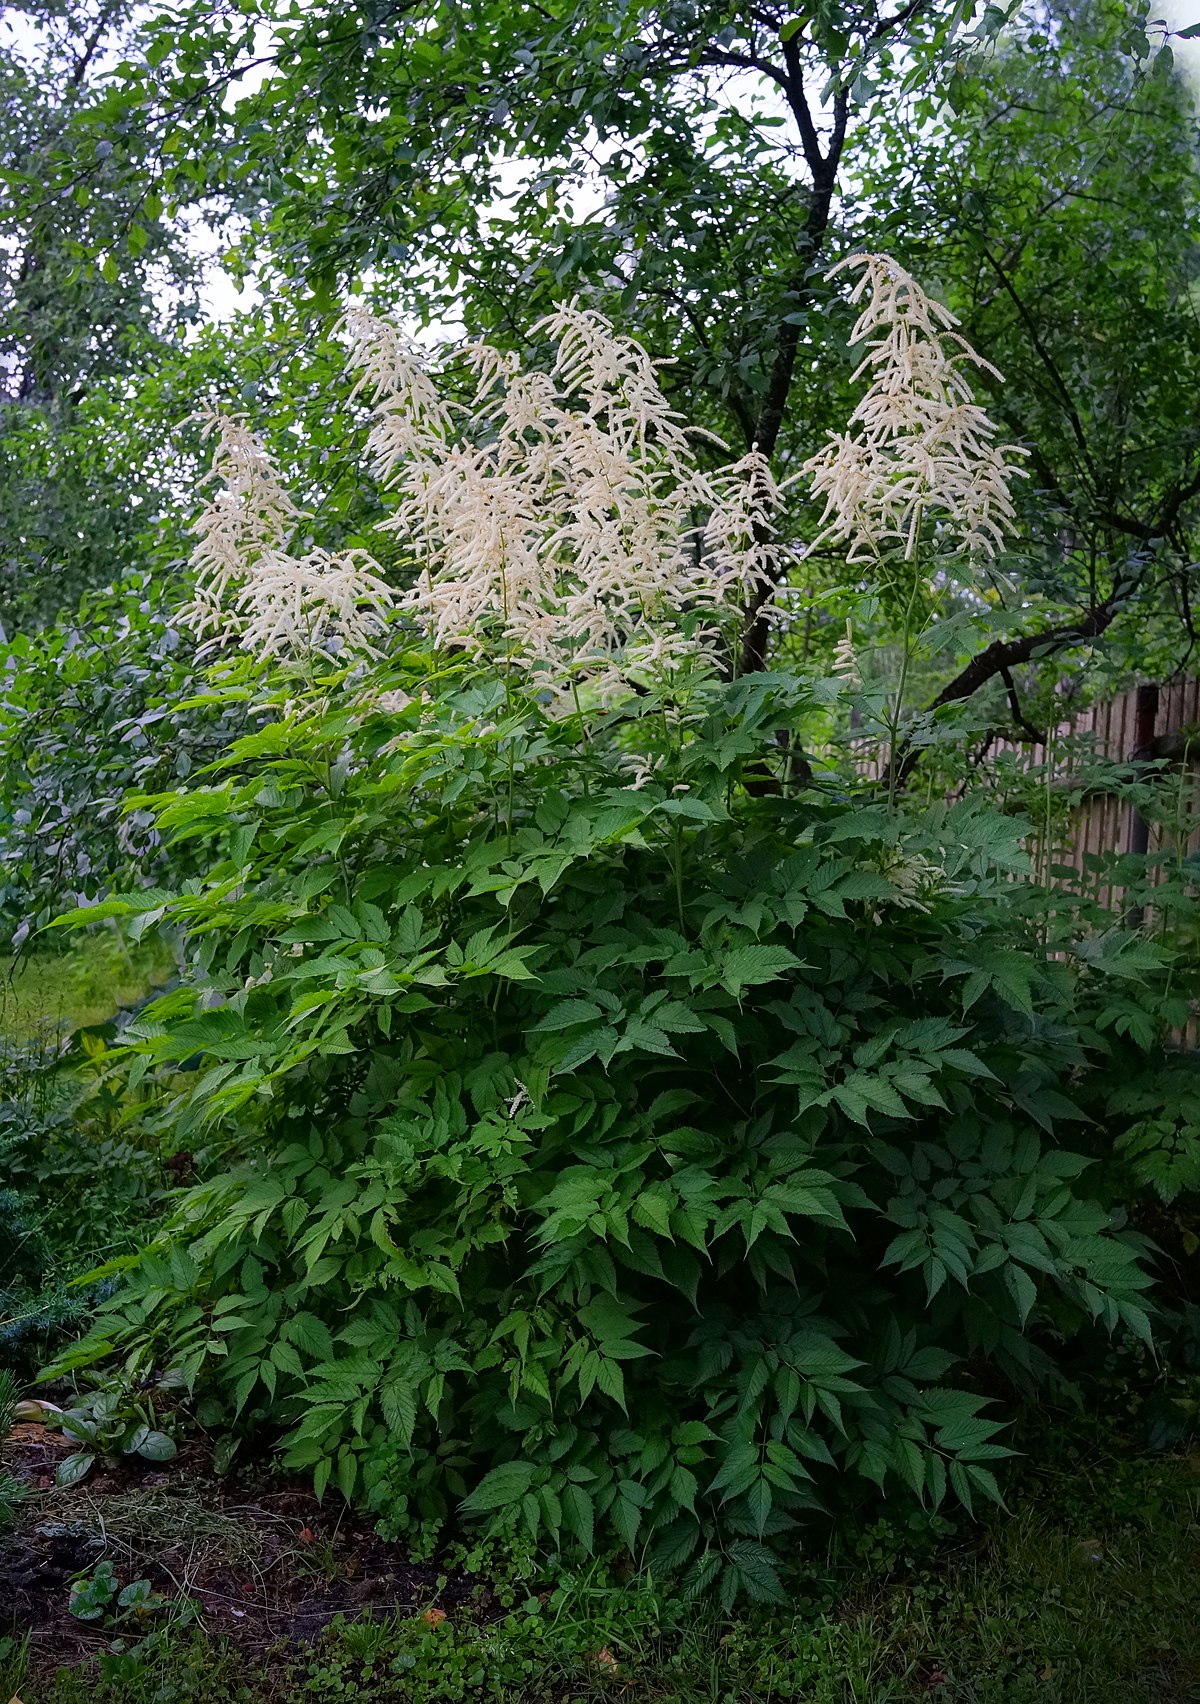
[342,301,790,693]
[831,618,861,687]
[183,413,394,659]
[803,254,1027,563]
[704,448,794,599]
[185,309,795,683]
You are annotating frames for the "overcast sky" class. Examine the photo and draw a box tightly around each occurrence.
[6,1,1200,325]
[1165,0,1200,79]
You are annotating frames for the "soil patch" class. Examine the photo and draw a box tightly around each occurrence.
[1,1422,481,1670]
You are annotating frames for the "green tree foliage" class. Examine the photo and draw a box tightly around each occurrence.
[0,2,208,628]
[7,2,1199,685]
[851,0,1200,738]
[43,1,992,520]
[0,574,251,945]
[34,0,1194,704]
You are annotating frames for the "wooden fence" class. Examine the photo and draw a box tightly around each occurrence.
[972,678,1200,909]
[850,677,1200,1045]
[851,677,1200,896]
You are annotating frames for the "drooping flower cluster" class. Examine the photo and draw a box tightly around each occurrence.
[867,844,961,916]
[342,302,790,694]
[184,414,393,658]
[185,307,791,683]
[831,618,861,687]
[803,254,1027,563]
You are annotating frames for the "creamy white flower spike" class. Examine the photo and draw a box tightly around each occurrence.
[803,254,1027,563]
[184,413,394,659]
[187,308,793,680]
[831,619,861,688]
[344,302,790,691]
[185,414,298,640]
[704,448,793,599]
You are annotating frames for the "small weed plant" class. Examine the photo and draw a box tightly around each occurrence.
[53,1379,178,1487]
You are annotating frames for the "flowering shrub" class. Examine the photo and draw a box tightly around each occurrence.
[185,302,788,696]
[50,284,1195,1604]
[803,254,1026,562]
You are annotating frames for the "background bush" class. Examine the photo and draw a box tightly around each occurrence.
[0,574,251,948]
[0,1025,161,1380]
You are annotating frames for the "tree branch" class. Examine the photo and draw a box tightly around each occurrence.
[778,34,826,174]
[735,0,947,675]
[999,664,1046,744]
[886,589,1136,790]
[702,48,792,96]
[1097,463,1200,544]
[69,5,118,89]
[737,88,847,675]
[869,0,933,44]
[975,241,1097,483]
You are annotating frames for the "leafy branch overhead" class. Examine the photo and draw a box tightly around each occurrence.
[11,2,1200,729]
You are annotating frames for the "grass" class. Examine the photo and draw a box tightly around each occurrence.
[0,930,175,1040]
[2,1430,1196,1703]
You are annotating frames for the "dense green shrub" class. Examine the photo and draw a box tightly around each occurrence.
[44,282,1200,1605]
[0,1369,26,1535]
[54,649,1189,1603]
[0,1038,68,1330]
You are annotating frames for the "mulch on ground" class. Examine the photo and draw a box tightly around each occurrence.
[1,1418,481,1668]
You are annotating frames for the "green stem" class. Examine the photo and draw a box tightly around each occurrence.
[887,565,925,813]
[671,824,686,933]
